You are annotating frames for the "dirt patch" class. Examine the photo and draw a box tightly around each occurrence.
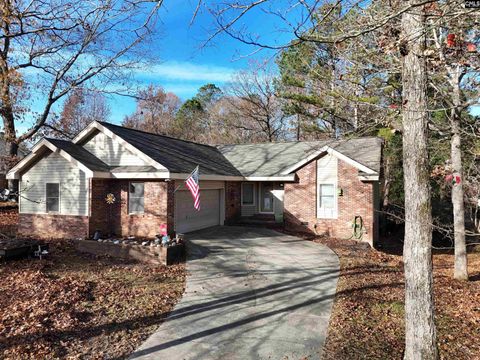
[0,240,186,359]
[281,230,480,360]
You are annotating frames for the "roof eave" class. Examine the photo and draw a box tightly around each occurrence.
[280,145,377,176]
[72,121,169,172]
[244,175,296,181]
[7,139,96,179]
[169,173,244,181]
[358,174,379,182]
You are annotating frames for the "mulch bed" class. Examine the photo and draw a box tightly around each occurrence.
[281,230,480,360]
[0,240,186,359]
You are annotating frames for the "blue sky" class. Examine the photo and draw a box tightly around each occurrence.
[12,1,480,134]
[12,1,295,134]
[108,1,294,123]
[90,1,480,121]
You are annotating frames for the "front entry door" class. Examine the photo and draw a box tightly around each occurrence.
[260,183,274,213]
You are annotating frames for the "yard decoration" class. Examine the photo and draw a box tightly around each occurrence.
[159,223,167,236]
[446,33,456,48]
[467,43,477,52]
[445,174,461,185]
[105,193,116,204]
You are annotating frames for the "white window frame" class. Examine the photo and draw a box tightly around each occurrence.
[46,182,60,213]
[241,182,256,206]
[128,181,145,214]
[317,182,337,219]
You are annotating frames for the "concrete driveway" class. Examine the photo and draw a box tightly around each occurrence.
[130,226,339,360]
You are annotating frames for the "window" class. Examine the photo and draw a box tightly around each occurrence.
[46,183,60,213]
[129,182,144,213]
[318,183,336,218]
[241,183,255,206]
[319,184,335,208]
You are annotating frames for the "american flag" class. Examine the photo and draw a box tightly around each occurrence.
[185,166,200,211]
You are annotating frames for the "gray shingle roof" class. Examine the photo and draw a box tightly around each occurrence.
[46,138,110,172]
[217,137,382,177]
[47,122,382,178]
[98,122,242,176]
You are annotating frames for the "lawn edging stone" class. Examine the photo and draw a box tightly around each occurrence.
[73,239,184,266]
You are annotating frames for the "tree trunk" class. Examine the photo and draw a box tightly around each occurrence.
[3,110,19,192]
[0,66,19,191]
[330,65,337,137]
[382,155,391,208]
[401,3,439,360]
[450,68,468,280]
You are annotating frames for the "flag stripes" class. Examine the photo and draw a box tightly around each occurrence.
[185,166,200,211]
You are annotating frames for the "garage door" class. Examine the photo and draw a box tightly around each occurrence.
[175,189,221,233]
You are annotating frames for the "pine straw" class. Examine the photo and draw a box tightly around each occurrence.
[0,240,186,359]
[282,230,480,360]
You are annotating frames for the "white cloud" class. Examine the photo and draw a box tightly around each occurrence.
[136,61,236,83]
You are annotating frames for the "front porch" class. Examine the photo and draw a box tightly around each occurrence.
[238,213,278,226]
[240,181,285,223]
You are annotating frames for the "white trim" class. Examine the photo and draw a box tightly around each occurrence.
[317,182,338,219]
[169,173,244,181]
[281,148,328,176]
[241,182,256,206]
[281,145,377,176]
[358,174,380,181]
[327,147,376,174]
[57,150,94,177]
[72,122,100,144]
[7,139,51,179]
[220,188,225,226]
[258,182,275,214]
[45,182,61,214]
[128,181,145,215]
[111,171,170,179]
[73,121,167,171]
[244,175,295,181]
[7,139,94,179]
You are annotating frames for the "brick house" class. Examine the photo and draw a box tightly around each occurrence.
[7,121,382,246]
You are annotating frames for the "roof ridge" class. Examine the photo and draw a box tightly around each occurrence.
[98,121,218,150]
[216,136,381,147]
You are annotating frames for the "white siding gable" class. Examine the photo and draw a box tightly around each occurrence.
[82,131,147,166]
[19,152,89,216]
[317,154,338,219]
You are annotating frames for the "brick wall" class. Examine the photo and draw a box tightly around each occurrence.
[225,181,241,224]
[18,213,89,239]
[284,159,376,246]
[90,179,173,238]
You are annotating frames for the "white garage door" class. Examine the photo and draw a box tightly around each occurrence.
[175,189,221,233]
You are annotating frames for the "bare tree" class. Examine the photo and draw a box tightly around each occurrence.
[427,6,480,280]
[0,0,162,157]
[122,85,181,136]
[225,63,288,142]
[45,88,110,139]
[195,1,451,358]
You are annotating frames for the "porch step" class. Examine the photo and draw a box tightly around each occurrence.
[251,214,275,221]
[237,215,278,226]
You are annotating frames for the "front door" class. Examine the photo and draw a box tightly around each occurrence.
[260,183,274,213]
